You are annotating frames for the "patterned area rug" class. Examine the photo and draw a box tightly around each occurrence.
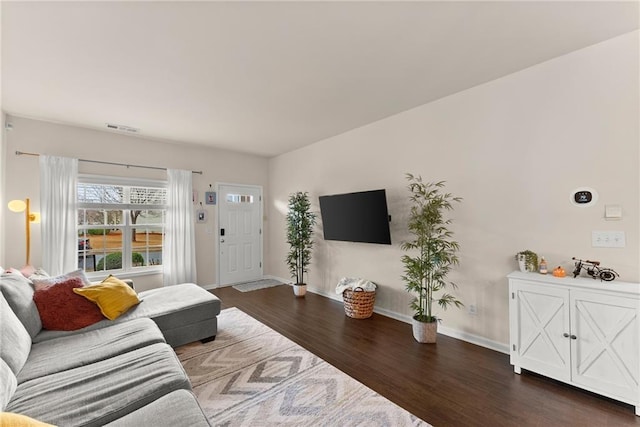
[176,308,431,426]
[231,278,286,292]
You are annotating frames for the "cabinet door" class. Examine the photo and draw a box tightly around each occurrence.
[571,291,639,402]
[511,281,571,382]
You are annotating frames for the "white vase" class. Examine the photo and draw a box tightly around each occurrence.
[293,283,307,297]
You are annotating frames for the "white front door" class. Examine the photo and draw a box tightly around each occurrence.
[217,184,263,286]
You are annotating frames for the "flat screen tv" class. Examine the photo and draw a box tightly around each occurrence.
[319,189,391,245]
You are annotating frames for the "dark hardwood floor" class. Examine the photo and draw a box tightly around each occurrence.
[211,284,639,426]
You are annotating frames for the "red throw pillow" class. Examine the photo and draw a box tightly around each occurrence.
[33,277,105,330]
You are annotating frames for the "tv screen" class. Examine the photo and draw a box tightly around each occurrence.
[319,189,391,245]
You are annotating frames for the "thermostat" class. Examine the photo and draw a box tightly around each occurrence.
[574,191,592,204]
[570,187,598,207]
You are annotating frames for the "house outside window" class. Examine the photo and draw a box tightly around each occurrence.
[77,175,167,278]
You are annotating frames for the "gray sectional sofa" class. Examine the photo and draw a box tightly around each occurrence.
[0,272,221,426]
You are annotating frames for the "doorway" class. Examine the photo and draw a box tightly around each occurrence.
[217,183,263,286]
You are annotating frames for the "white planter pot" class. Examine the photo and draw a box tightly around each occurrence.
[293,284,307,297]
[412,318,438,343]
[517,254,527,272]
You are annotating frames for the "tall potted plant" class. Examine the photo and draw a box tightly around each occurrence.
[401,174,463,343]
[286,192,317,297]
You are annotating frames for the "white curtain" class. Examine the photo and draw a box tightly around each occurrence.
[163,169,197,286]
[39,155,78,275]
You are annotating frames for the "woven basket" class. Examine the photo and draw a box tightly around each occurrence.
[342,287,376,319]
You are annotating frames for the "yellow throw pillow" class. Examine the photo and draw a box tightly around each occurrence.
[73,275,140,320]
[0,412,56,426]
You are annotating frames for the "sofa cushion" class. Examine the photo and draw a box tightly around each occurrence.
[33,277,104,331]
[17,318,165,383]
[0,359,17,412]
[0,292,31,375]
[33,283,221,346]
[31,268,91,287]
[0,412,55,426]
[73,275,140,320]
[26,268,50,282]
[0,272,42,338]
[6,343,191,427]
[103,389,211,427]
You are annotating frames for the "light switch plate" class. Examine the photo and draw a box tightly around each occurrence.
[592,231,626,248]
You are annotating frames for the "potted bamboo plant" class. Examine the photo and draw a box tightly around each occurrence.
[401,174,463,343]
[285,192,317,297]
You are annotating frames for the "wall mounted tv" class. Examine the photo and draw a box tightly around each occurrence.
[318,189,391,245]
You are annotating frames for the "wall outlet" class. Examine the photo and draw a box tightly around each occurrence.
[468,304,477,315]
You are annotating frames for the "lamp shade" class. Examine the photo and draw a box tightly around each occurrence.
[7,198,39,265]
[8,199,27,213]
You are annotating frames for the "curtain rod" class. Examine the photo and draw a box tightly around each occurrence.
[15,151,203,175]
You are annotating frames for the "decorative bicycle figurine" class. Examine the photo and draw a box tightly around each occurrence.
[572,257,619,281]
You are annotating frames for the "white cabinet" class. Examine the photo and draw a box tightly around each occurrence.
[508,271,640,415]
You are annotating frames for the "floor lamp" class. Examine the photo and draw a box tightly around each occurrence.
[7,198,40,266]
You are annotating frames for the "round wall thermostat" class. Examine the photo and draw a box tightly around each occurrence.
[570,187,598,207]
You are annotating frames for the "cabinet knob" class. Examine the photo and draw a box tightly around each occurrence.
[571,335,577,340]
[563,333,570,338]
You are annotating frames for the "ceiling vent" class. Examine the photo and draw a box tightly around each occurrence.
[106,123,139,134]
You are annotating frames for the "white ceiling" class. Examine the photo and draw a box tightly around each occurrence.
[2,1,638,158]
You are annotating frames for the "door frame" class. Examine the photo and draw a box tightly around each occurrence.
[216,182,264,286]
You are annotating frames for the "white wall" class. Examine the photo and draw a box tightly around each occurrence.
[3,116,269,290]
[1,2,5,266]
[267,31,639,349]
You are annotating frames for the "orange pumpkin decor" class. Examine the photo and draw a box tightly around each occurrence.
[553,266,566,278]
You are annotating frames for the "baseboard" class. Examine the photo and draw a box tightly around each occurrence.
[307,286,509,355]
[437,325,509,354]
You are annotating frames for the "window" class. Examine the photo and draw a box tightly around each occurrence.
[226,193,254,203]
[77,176,167,277]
